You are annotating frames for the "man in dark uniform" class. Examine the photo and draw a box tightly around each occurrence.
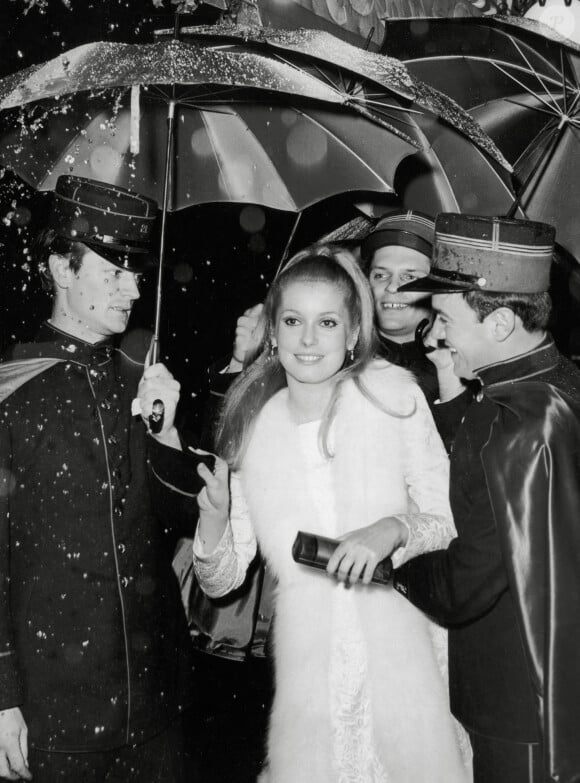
[0,176,203,782]
[359,209,472,449]
[360,209,443,401]
[344,214,580,783]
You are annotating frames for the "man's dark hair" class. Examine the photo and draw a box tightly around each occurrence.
[32,229,87,292]
[463,290,552,332]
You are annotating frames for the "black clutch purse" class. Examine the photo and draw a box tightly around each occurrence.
[292,531,393,585]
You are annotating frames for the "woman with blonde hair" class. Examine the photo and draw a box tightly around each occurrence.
[194,245,471,783]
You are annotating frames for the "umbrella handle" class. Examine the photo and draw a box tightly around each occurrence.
[147,335,165,435]
[149,399,165,434]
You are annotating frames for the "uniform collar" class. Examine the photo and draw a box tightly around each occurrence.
[9,322,116,367]
[476,335,558,389]
[377,332,425,368]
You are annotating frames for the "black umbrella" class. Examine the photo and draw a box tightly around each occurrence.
[384,15,580,259]
[173,23,516,219]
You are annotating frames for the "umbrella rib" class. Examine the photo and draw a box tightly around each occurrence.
[292,106,394,188]
[361,104,423,132]
[178,95,260,110]
[410,54,564,92]
[560,47,569,115]
[425,152,459,211]
[194,107,281,206]
[272,52,350,95]
[506,38,565,113]
[347,100,421,143]
[271,51,396,100]
[148,84,253,104]
[343,98,424,135]
[503,97,563,118]
[355,93,423,115]
[344,90,425,132]
[490,61,563,116]
[148,83,320,107]
[467,142,523,209]
[566,89,580,118]
[228,49,350,102]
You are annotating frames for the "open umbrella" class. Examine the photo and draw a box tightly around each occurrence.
[170,23,516,218]
[0,27,514,215]
[0,36,418,214]
[0,25,515,364]
[384,15,580,259]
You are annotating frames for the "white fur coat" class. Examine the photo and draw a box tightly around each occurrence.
[194,361,472,783]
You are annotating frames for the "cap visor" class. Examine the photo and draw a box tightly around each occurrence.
[398,275,478,294]
[82,240,157,272]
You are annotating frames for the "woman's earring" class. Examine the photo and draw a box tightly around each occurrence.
[269,343,278,360]
[349,348,355,363]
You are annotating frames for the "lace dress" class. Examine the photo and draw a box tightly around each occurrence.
[299,422,388,782]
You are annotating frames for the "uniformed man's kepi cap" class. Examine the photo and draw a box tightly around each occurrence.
[399,213,555,294]
[48,176,158,272]
[360,209,435,262]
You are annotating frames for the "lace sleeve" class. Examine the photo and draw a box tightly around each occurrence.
[392,389,456,568]
[192,471,257,598]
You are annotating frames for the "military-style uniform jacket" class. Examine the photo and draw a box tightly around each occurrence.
[394,338,580,783]
[0,323,201,752]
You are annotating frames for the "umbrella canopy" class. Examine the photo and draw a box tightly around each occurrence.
[0,26,516,371]
[0,28,515,215]
[384,15,580,258]
[164,23,516,217]
[0,37,419,213]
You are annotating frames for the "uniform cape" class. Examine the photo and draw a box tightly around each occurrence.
[0,329,152,403]
[482,382,580,783]
[0,358,63,403]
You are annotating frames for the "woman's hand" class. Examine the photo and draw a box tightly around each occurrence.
[326,517,408,586]
[227,303,264,371]
[423,316,465,402]
[196,457,230,553]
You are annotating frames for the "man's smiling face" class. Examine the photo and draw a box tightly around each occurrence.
[53,249,142,343]
[368,246,432,343]
[430,293,495,379]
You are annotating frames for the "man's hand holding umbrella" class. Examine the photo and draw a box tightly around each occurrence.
[137,362,182,449]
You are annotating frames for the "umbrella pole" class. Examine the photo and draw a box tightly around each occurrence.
[275,212,302,276]
[150,10,181,365]
[148,11,181,433]
[147,99,175,434]
[150,99,176,365]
